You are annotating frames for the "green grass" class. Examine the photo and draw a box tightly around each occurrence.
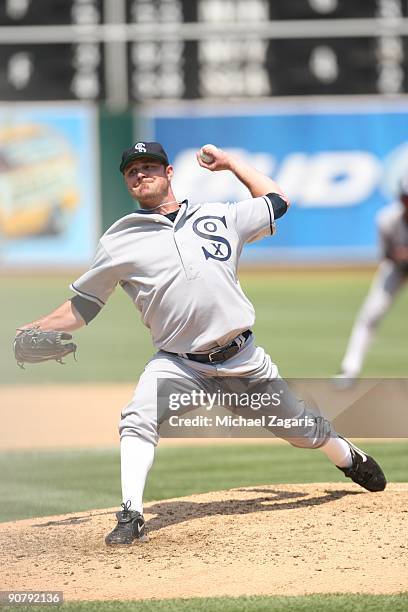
[2,271,408,384]
[1,594,407,612]
[247,271,408,378]
[1,272,407,611]
[0,441,406,523]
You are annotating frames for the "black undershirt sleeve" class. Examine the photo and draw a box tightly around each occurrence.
[265,193,288,220]
[70,295,102,325]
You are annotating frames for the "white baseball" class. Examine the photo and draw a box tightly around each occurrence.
[200,144,218,163]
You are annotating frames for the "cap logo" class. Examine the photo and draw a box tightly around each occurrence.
[134,142,147,153]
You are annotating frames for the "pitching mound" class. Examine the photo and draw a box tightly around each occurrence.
[2,483,407,601]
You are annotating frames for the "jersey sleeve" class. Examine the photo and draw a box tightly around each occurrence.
[376,206,394,259]
[230,194,276,244]
[70,240,120,307]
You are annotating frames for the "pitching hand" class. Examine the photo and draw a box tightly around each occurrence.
[196,145,233,172]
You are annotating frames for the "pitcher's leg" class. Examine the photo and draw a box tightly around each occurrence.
[120,436,154,514]
[107,353,206,546]
[228,343,386,492]
[270,375,386,491]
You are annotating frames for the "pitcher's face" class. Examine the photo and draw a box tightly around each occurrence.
[124,158,174,208]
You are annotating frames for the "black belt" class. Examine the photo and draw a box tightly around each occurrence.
[167,330,252,364]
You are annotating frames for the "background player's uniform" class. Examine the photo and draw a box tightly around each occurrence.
[340,201,408,379]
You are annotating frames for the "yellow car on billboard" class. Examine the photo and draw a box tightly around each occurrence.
[0,124,79,238]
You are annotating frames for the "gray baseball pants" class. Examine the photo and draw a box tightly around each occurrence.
[341,260,407,377]
[119,336,333,448]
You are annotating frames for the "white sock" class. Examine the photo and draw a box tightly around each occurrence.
[320,437,352,468]
[120,436,155,514]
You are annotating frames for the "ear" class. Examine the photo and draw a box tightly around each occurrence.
[166,165,174,180]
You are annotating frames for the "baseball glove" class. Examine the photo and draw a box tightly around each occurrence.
[14,328,77,369]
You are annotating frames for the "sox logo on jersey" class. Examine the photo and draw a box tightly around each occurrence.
[192,215,232,262]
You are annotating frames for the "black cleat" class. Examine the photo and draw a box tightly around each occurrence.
[337,438,387,492]
[105,500,148,546]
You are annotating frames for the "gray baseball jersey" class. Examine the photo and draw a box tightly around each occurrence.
[71,196,276,354]
[377,201,408,264]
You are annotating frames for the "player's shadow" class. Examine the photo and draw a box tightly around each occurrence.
[144,487,361,534]
[30,488,360,531]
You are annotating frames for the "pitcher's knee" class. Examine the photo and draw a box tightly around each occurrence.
[288,437,326,450]
[119,422,159,446]
[286,416,333,450]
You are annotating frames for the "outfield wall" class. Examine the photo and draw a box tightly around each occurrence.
[1,97,408,268]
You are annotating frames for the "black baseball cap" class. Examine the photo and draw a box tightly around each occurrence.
[120,141,169,173]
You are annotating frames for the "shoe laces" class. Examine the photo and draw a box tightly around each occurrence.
[120,500,132,518]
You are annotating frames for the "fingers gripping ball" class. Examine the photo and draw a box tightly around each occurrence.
[14,328,77,369]
[200,144,219,163]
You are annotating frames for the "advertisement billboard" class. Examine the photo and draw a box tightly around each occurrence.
[0,103,99,267]
[145,99,408,262]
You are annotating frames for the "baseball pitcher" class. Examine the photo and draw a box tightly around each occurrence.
[15,142,386,546]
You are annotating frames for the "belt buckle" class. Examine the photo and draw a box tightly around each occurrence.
[208,349,220,363]
[207,331,250,364]
[208,344,239,364]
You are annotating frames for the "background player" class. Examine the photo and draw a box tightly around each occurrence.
[16,142,386,546]
[335,176,408,385]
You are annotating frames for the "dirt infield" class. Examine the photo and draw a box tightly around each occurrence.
[1,384,407,600]
[1,483,407,601]
[0,384,134,450]
[0,384,288,450]
[0,384,401,451]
